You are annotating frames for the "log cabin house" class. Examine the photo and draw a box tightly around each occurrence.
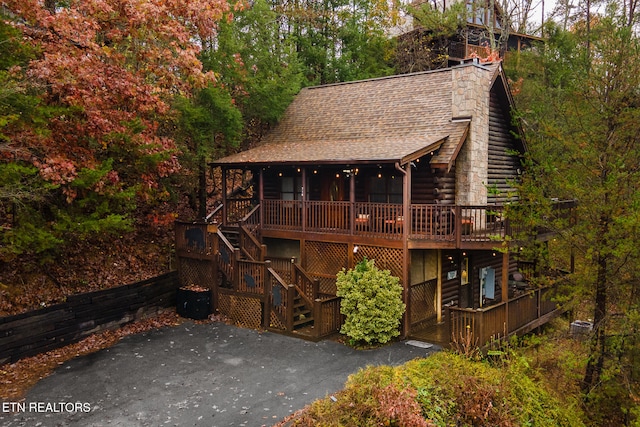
[396,0,544,72]
[175,61,573,346]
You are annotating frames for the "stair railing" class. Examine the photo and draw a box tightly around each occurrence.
[264,264,295,331]
[205,203,223,223]
[239,204,260,233]
[292,263,319,308]
[216,229,239,287]
[239,224,266,262]
[238,204,266,262]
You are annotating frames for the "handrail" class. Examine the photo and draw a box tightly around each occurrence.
[216,229,235,254]
[265,267,293,330]
[292,263,318,308]
[239,224,265,261]
[257,199,576,243]
[240,204,260,226]
[448,283,561,346]
[205,203,223,222]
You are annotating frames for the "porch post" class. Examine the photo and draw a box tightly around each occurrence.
[301,167,307,233]
[397,162,411,337]
[350,168,355,235]
[437,249,443,323]
[221,167,228,226]
[259,167,264,229]
[502,250,510,335]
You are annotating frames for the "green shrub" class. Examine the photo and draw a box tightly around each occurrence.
[336,258,405,345]
[286,352,585,427]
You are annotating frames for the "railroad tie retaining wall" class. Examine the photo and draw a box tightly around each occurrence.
[0,271,179,365]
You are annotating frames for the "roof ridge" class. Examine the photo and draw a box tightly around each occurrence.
[303,62,498,91]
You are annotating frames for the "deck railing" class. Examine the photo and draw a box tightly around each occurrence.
[254,200,574,243]
[259,200,515,242]
[448,284,561,346]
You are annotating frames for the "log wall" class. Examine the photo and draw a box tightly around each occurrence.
[488,90,522,203]
[0,272,179,365]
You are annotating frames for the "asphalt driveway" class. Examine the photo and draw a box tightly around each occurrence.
[1,322,439,427]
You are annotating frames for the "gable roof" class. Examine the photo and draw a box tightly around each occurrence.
[212,62,510,168]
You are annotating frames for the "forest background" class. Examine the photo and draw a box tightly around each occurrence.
[2,0,640,425]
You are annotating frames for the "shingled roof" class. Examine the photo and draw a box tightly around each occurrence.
[212,63,503,168]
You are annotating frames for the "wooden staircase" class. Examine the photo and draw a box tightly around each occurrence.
[293,294,314,330]
[216,223,316,333]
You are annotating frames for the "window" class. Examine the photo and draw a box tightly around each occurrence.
[369,175,403,203]
[281,176,303,200]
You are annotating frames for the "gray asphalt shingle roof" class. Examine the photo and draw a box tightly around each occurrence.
[213,66,485,167]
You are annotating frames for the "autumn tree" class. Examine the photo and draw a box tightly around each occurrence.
[0,0,233,258]
[512,5,640,422]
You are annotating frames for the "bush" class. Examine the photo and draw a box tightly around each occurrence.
[283,352,585,427]
[336,258,405,345]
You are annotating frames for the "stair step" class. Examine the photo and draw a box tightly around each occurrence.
[293,317,314,327]
[294,310,312,319]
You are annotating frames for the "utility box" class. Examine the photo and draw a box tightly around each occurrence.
[177,287,212,320]
[570,320,593,337]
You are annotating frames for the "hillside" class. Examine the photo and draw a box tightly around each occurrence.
[0,203,196,317]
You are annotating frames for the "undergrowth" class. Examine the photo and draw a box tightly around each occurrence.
[283,350,585,427]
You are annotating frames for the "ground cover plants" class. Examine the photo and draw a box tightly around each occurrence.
[280,345,586,426]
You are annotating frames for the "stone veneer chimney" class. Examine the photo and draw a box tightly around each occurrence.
[451,62,494,206]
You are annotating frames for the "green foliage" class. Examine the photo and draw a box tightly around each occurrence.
[272,0,400,85]
[0,159,135,261]
[294,352,585,426]
[175,85,243,156]
[406,1,465,36]
[201,0,302,125]
[509,4,640,421]
[336,258,405,345]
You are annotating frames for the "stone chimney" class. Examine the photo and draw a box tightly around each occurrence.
[451,62,494,206]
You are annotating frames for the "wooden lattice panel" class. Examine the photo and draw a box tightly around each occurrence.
[304,241,348,295]
[354,246,404,283]
[410,280,437,325]
[269,311,286,331]
[178,258,215,288]
[304,241,348,275]
[218,292,263,329]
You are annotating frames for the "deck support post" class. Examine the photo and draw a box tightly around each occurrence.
[395,162,411,338]
[502,250,510,337]
[263,260,272,329]
[221,167,228,225]
[436,249,443,323]
[286,285,295,331]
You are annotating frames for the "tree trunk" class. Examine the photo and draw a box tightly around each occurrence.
[582,249,608,393]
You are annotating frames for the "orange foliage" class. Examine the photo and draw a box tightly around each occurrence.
[468,43,502,63]
[2,0,234,200]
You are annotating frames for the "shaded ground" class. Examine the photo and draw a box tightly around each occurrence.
[0,322,439,427]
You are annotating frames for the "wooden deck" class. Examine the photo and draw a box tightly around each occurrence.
[215,199,576,249]
[409,321,452,348]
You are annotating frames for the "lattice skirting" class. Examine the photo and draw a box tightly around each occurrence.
[178,257,215,288]
[269,311,286,331]
[218,293,263,329]
[304,242,405,296]
[410,280,437,325]
[353,245,404,283]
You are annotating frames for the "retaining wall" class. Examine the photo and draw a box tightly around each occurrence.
[0,271,179,364]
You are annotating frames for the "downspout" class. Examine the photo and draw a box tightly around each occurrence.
[395,162,411,337]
